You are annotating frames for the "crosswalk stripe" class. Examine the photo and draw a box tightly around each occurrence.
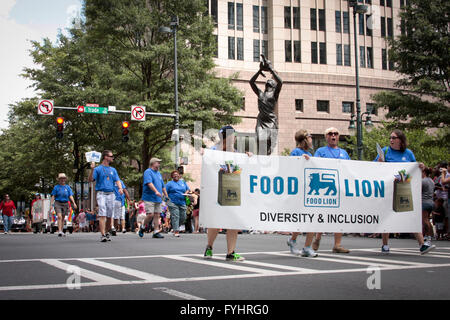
[242,259,318,273]
[317,253,433,267]
[153,287,205,300]
[78,258,169,282]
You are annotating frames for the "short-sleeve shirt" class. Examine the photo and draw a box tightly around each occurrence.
[374,147,416,163]
[114,180,126,205]
[290,148,312,157]
[51,184,73,202]
[166,179,190,206]
[93,165,120,192]
[314,146,350,160]
[142,168,165,203]
[0,200,16,217]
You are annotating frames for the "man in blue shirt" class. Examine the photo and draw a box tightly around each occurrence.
[112,179,131,235]
[89,150,123,242]
[50,173,77,237]
[312,127,350,254]
[139,157,168,239]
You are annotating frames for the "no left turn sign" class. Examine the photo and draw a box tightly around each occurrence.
[38,99,54,115]
[131,105,146,121]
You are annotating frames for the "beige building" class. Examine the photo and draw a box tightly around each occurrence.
[185,0,404,186]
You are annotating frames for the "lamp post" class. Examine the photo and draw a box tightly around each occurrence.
[159,16,180,168]
[349,1,369,160]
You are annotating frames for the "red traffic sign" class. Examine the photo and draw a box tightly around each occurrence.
[77,106,85,113]
[37,100,54,115]
[131,105,146,121]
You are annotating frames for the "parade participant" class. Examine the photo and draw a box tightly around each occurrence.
[375,129,435,254]
[422,167,435,241]
[312,127,350,254]
[204,125,251,262]
[50,173,77,237]
[136,200,146,233]
[89,150,123,242]
[112,178,131,235]
[286,130,317,257]
[166,170,190,237]
[138,158,168,239]
[0,194,16,234]
[192,189,200,233]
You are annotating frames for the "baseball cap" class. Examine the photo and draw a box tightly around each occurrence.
[219,125,235,139]
[150,157,162,165]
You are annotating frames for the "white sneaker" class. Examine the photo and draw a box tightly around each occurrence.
[287,239,301,255]
[301,247,318,257]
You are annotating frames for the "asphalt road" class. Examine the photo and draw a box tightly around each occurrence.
[1,231,449,303]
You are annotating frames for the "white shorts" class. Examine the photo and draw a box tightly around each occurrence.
[113,200,125,220]
[137,213,146,224]
[79,221,87,228]
[97,192,115,218]
[144,201,161,214]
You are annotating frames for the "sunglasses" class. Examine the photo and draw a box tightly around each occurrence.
[327,132,339,136]
[389,136,399,140]
[106,155,114,158]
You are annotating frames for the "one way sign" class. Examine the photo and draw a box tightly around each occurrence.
[131,105,146,121]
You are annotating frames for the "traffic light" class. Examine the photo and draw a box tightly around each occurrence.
[122,121,130,142]
[56,117,64,139]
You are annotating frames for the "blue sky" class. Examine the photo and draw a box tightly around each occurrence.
[0,0,82,129]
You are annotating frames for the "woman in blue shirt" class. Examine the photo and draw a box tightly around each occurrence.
[166,170,190,237]
[286,130,318,257]
[375,129,434,255]
[50,173,77,237]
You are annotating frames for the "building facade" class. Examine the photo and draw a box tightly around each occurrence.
[185,0,404,186]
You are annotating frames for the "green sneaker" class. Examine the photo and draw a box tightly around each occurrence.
[226,252,245,262]
[204,246,213,259]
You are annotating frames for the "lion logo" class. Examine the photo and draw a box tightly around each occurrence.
[308,173,337,196]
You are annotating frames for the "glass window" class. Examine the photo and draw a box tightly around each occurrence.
[381,17,386,37]
[335,11,341,33]
[318,9,326,31]
[319,42,327,64]
[311,42,318,64]
[253,39,260,62]
[343,12,350,34]
[387,17,393,37]
[360,46,366,67]
[359,13,365,35]
[228,37,235,60]
[294,41,301,63]
[366,103,377,115]
[310,8,317,30]
[367,47,373,69]
[214,34,218,58]
[261,6,268,34]
[262,40,268,58]
[237,37,244,60]
[366,15,372,36]
[344,44,351,66]
[336,44,343,65]
[295,99,303,112]
[342,101,354,113]
[236,3,243,31]
[293,7,300,29]
[386,0,392,8]
[382,48,387,70]
[285,40,292,62]
[211,0,218,24]
[317,100,330,113]
[253,6,259,33]
[228,2,235,30]
[284,7,291,29]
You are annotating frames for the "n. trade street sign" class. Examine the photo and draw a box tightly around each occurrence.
[78,104,108,114]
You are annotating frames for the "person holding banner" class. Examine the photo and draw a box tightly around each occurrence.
[166,170,190,237]
[204,125,251,262]
[286,129,318,257]
[89,150,123,242]
[50,173,77,237]
[375,129,435,254]
[312,127,351,254]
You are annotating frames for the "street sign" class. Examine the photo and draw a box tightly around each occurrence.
[77,106,85,113]
[38,100,54,115]
[131,105,146,121]
[82,104,108,114]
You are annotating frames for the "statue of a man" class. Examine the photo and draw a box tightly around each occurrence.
[249,54,283,155]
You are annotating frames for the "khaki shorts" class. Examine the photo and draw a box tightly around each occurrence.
[144,201,161,214]
[54,201,69,216]
[137,213,146,224]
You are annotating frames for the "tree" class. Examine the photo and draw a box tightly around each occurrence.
[372,0,450,145]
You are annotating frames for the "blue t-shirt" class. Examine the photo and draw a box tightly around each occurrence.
[93,165,120,192]
[114,180,126,205]
[51,184,73,202]
[290,148,312,157]
[142,168,165,203]
[166,179,190,206]
[374,147,416,163]
[314,146,350,160]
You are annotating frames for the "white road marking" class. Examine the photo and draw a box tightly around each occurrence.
[317,253,433,267]
[153,287,205,300]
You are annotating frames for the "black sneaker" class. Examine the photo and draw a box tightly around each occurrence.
[152,232,164,239]
[111,228,117,236]
[100,235,107,242]
[106,233,111,241]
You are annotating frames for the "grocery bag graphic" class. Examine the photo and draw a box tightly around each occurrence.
[217,161,241,206]
[393,169,413,212]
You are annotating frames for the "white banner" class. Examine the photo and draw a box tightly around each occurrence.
[199,149,422,233]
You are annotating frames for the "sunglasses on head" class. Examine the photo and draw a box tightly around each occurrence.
[327,132,339,136]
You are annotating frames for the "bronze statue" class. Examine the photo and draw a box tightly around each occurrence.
[249,54,283,155]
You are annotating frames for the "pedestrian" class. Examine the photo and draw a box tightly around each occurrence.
[165,170,190,237]
[0,194,16,234]
[286,129,317,257]
[204,125,251,262]
[138,158,167,239]
[422,167,435,241]
[311,128,351,253]
[432,198,446,240]
[375,129,435,254]
[89,150,123,242]
[50,173,78,237]
[136,200,146,233]
[77,209,87,232]
[112,178,131,235]
[435,162,449,239]
[192,189,201,233]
